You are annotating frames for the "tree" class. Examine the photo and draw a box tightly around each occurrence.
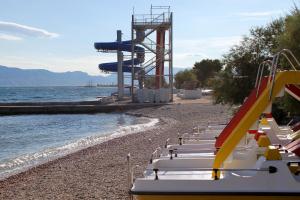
[174,69,197,89]
[278,7,300,58]
[211,6,300,123]
[276,7,300,116]
[193,59,222,87]
[144,76,168,89]
[212,18,284,105]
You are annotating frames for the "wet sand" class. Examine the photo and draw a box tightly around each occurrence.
[0,97,230,199]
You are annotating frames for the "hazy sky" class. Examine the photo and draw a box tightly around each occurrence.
[0,0,297,75]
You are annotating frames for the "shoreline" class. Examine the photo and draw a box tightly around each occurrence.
[0,98,231,199]
[0,114,159,181]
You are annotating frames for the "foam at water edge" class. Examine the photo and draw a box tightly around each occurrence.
[0,116,159,180]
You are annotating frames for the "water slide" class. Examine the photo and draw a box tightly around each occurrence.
[285,84,300,101]
[94,41,145,73]
[213,71,300,170]
[215,80,300,148]
[215,76,270,148]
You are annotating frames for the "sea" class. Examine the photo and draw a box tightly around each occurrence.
[0,86,158,179]
[0,86,118,102]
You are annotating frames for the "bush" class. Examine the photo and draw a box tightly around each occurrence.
[174,69,197,89]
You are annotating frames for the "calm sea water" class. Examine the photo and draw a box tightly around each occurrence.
[0,86,158,178]
[0,113,158,178]
[0,86,117,102]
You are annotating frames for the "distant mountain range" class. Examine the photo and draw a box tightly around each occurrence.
[0,65,117,87]
[0,65,184,87]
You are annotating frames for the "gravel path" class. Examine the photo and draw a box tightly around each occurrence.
[0,101,230,200]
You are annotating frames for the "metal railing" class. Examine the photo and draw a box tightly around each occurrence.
[255,59,273,97]
[133,12,171,24]
[144,51,170,74]
[268,49,300,100]
[149,147,161,164]
[164,138,170,148]
[255,49,300,101]
[151,166,277,180]
[140,37,168,53]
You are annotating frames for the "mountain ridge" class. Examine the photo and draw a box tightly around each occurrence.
[0,65,183,87]
[0,65,116,87]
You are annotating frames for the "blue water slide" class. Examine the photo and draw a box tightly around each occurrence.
[94,41,144,73]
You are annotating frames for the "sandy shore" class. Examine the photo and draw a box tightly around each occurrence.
[0,97,230,199]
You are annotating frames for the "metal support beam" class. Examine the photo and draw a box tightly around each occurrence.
[140,42,156,54]
[117,30,124,100]
[169,13,173,101]
[131,15,135,102]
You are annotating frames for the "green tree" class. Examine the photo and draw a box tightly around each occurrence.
[212,6,300,123]
[213,18,284,105]
[144,76,167,88]
[276,7,300,115]
[193,59,222,87]
[174,69,197,89]
[278,7,300,58]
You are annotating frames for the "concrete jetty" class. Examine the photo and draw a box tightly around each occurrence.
[0,101,165,115]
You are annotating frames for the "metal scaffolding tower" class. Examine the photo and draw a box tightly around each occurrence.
[131,6,173,102]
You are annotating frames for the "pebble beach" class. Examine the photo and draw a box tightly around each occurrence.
[0,97,230,200]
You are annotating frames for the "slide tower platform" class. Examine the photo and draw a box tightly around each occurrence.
[130,6,173,101]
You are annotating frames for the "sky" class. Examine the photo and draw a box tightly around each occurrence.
[0,0,297,76]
